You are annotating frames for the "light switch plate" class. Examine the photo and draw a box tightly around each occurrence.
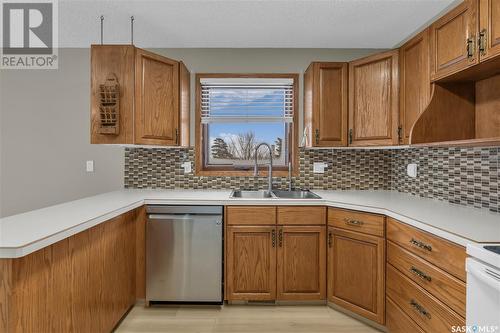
[86,160,94,173]
[181,161,192,173]
[313,162,327,174]
[407,163,418,178]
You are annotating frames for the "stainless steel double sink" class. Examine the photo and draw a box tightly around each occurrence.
[230,189,321,199]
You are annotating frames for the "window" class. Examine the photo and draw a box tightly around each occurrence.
[196,74,298,176]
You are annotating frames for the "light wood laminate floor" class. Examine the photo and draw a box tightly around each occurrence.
[116,304,381,333]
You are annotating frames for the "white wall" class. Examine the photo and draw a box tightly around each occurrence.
[0,49,124,217]
[0,47,379,217]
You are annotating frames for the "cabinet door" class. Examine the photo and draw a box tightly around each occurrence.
[135,48,179,146]
[277,226,326,300]
[226,226,276,300]
[348,50,399,146]
[399,29,431,144]
[430,0,479,80]
[304,62,348,147]
[328,227,385,324]
[479,0,500,61]
[90,45,135,144]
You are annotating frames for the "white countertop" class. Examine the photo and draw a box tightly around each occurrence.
[0,189,499,258]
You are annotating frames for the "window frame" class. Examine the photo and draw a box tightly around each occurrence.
[195,73,299,177]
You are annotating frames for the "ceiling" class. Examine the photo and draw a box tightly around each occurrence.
[59,0,459,48]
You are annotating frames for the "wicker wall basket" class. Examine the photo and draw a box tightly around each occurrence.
[99,73,120,135]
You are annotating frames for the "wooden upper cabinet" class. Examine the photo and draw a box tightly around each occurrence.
[90,45,190,146]
[328,227,385,324]
[91,45,136,144]
[226,226,276,301]
[135,49,179,146]
[304,62,348,147]
[399,29,431,144]
[479,0,500,61]
[430,0,479,81]
[348,50,399,146]
[277,226,326,300]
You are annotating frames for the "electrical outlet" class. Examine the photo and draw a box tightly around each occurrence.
[181,161,192,173]
[407,163,418,178]
[313,162,327,174]
[86,160,94,173]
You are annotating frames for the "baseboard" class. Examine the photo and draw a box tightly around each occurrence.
[226,300,327,306]
[327,302,387,332]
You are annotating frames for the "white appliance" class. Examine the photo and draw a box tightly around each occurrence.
[466,244,500,332]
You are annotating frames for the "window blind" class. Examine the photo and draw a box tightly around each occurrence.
[200,78,294,124]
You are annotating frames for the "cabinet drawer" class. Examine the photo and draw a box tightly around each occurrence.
[387,264,464,333]
[328,208,384,237]
[277,206,326,225]
[386,218,466,281]
[386,297,425,333]
[226,206,276,225]
[387,241,466,317]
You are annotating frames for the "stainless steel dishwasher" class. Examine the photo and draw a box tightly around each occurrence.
[146,205,223,304]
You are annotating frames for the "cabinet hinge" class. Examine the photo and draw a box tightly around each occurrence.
[348,129,353,145]
[479,29,487,56]
[466,35,476,60]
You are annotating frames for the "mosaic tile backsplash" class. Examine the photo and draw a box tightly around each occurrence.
[124,147,499,213]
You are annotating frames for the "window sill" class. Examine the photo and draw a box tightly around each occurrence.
[195,169,296,177]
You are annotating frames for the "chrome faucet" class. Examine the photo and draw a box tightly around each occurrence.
[253,143,273,193]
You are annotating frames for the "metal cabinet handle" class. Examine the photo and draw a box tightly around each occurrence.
[348,129,353,145]
[278,229,283,247]
[328,231,333,248]
[410,299,431,319]
[409,238,432,252]
[315,129,320,145]
[344,218,364,227]
[479,29,487,56]
[272,229,276,247]
[410,266,432,282]
[466,36,476,59]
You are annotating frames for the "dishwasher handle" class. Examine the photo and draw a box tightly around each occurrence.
[468,260,500,291]
[148,214,222,222]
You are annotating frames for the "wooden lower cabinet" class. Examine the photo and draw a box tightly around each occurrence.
[226,226,277,300]
[387,241,466,317]
[0,210,138,333]
[387,217,466,281]
[386,297,425,333]
[277,226,326,300]
[225,206,326,302]
[226,206,276,225]
[386,264,465,333]
[328,227,385,324]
